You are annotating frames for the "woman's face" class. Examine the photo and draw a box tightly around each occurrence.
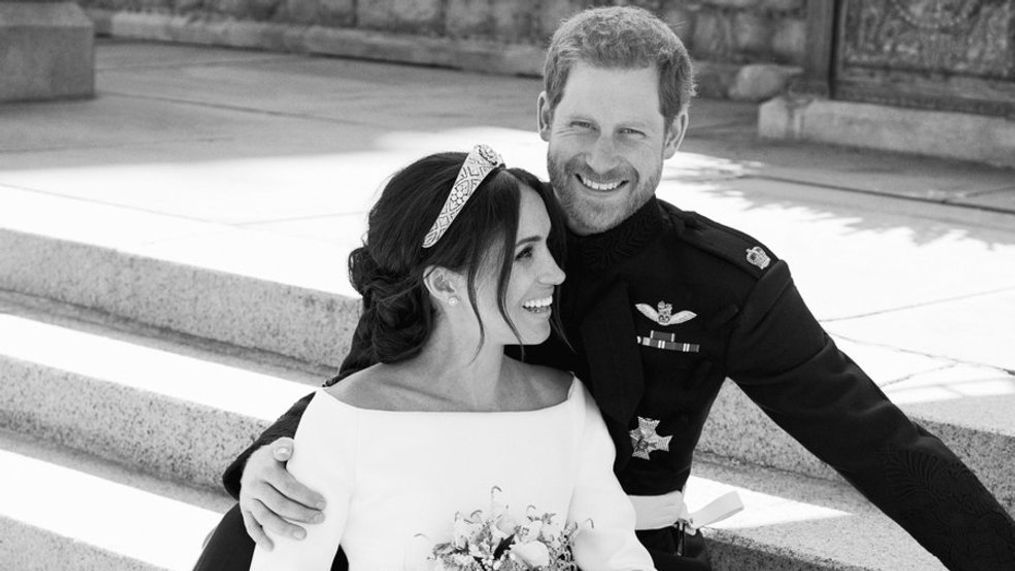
[474,184,566,346]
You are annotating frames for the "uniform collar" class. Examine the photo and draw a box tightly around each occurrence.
[567,196,668,271]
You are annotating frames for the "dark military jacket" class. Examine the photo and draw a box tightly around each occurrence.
[223,196,1015,570]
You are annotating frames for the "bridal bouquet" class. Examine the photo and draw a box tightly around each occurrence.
[428,487,586,571]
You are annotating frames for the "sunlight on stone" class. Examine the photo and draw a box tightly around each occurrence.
[685,476,849,530]
[885,366,1015,404]
[661,152,751,182]
[0,449,220,569]
[0,314,308,419]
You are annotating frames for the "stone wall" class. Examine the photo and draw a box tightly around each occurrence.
[79,0,810,68]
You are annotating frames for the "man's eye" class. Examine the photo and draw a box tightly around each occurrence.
[571,121,592,129]
[621,128,645,137]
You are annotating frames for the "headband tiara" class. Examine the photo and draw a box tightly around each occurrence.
[422,144,504,249]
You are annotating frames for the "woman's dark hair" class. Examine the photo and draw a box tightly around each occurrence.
[348,151,567,364]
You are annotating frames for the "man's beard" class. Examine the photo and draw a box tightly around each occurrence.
[547,153,659,236]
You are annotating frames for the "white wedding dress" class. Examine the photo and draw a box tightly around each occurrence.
[250,378,654,570]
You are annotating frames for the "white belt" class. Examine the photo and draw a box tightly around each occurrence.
[628,489,744,532]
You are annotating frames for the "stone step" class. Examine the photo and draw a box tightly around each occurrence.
[0,295,955,570]
[0,425,947,571]
[699,347,1015,514]
[0,184,362,368]
[691,453,947,570]
[0,434,945,571]
[0,289,324,490]
[3,183,1011,517]
[0,427,232,570]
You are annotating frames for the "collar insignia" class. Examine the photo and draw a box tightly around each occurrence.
[635,301,696,327]
[746,246,771,270]
[629,416,672,460]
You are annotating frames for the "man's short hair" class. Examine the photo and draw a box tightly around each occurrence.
[543,6,696,124]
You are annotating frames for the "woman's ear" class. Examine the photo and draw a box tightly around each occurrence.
[423,266,461,307]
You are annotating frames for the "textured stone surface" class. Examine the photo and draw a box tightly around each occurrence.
[760,0,803,11]
[770,15,807,65]
[317,0,354,26]
[0,302,315,488]
[0,225,361,368]
[660,4,695,39]
[728,63,801,101]
[0,2,94,102]
[358,0,443,34]
[760,95,1015,168]
[447,0,492,39]
[691,10,732,61]
[0,428,230,570]
[732,11,770,54]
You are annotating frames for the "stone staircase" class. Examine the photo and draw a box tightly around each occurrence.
[2,185,1012,570]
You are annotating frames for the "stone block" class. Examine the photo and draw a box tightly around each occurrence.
[208,0,250,18]
[285,0,319,25]
[491,0,541,44]
[771,16,806,65]
[0,2,94,102]
[732,11,770,55]
[538,0,579,43]
[759,95,1015,169]
[728,63,800,101]
[705,0,758,8]
[692,60,740,99]
[759,0,802,11]
[358,0,443,34]
[660,5,695,40]
[691,10,732,61]
[317,0,354,26]
[447,0,492,39]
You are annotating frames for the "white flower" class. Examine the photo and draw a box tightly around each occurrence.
[517,519,542,543]
[510,541,550,569]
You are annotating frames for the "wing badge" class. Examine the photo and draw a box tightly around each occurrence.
[635,301,696,327]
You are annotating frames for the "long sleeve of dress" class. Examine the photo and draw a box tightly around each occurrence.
[569,384,656,571]
[250,392,357,570]
[727,260,1015,569]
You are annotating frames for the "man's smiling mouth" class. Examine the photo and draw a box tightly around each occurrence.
[576,173,625,192]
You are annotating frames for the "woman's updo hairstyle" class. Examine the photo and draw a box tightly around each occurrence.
[348,151,566,364]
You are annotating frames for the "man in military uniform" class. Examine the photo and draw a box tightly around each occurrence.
[196,6,1015,570]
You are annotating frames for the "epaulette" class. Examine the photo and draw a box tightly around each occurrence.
[661,203,778,280]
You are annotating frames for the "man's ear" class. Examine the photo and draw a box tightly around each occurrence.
[537,92,553,142]
[663,108,689,159]
[423,266,460,304]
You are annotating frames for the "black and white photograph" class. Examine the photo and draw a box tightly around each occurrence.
[1,1,1013,569]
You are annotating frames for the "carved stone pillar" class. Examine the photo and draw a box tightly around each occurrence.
[0,0,95,102]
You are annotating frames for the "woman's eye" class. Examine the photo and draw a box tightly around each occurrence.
[514,247,534,261]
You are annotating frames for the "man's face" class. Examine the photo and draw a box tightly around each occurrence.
[538,62,687,235]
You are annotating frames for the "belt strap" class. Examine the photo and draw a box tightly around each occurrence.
[629,489,744,532]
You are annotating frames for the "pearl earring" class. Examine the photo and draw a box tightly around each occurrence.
[448,296,459,306]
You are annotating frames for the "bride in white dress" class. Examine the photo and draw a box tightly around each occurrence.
[249,146,654,570]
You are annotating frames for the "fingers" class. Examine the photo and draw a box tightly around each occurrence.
[241,504,274,550]
[249,498,307,541]
[259,482,326,524]
[269,468,327,514]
